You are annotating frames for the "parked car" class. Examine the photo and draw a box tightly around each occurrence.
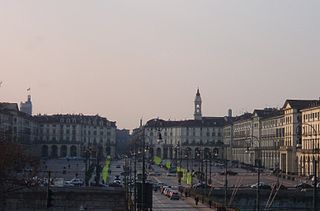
[149,171,162,176]
[163,187,172,197]
[219,170,238,176]
[192,182,211,190]
[250,182,271,189]
[169,191,180,200]
[65,178,83,186]
[295,183,312,189]
[215,163,225,168]
[113,177,122,184]
[53,178,65,187]
[109,182,123,188]
[166,172,177,177]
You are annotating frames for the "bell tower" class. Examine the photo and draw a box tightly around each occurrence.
[194,88,202,120]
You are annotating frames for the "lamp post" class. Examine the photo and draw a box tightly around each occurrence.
[180,144,182,170]
[141,132,146,211]
[128,154,132,210]
[84,147,92,187]
[185,150,189,172]
[204,150,209,196]
[209,155,212,186]
[140,122,163,211]
[174,144,179,169]
[224,145,228,208]
[196,149,201,183]
[133,148,137,211]
[246,136,261,211]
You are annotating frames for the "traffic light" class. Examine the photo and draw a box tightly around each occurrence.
[47,189,53,208]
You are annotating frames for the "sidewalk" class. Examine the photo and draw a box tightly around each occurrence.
[181,195,217,211]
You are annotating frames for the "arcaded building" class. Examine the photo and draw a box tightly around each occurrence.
[141,89,228,164]
[34,114,117,159]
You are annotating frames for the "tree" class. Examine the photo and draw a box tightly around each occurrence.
[0,135,40,207]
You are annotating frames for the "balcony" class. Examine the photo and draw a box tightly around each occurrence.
[182,142,222,147]
[299,149,320,154]
[279,146,294,151]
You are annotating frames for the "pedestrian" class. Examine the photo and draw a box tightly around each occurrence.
[209,199,212,208]
[195,196,199,205]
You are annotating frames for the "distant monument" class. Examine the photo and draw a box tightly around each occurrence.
[20,94,32,115]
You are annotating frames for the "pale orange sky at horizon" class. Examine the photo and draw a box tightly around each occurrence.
[1,1,320,130]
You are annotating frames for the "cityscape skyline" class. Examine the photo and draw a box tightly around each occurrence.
[1,1,320,130]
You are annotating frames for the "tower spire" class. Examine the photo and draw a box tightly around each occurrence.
[194,88,202,120]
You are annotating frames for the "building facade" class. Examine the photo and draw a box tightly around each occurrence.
[1,100,117,159]
[231,113,253,165]
[259,111,284,170]
[279,100,320,175]
[227,108,284,171]
[298,105,320,177]
[0,103,37,145]
[141,89,227,168]
[34,114,117,159]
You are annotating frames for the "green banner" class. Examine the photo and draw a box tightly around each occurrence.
[165,160,171,169]
[178,167,192,185]
[153,156,162,165]
[102,159,111,183]
[186,172,192,185]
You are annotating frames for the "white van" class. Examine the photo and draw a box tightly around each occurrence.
[53,178,64,187]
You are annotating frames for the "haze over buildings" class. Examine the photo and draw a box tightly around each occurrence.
[0,1,319,129]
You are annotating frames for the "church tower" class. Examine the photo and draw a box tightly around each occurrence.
[194,88,202,120]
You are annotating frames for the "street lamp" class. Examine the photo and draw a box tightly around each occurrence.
[133,149,137,211]
[184,150,189,172]
[245,136,261,211]
[174,144,179,169]
[204,150,211,196]
[140,123,163,211]
[84,147,92,187]
[196,149,202,183]
[223,145,228,208]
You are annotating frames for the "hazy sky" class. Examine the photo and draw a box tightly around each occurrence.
[1,1,319,130]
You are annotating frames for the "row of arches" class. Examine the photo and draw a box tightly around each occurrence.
[41,145,78,158]
[298,155,320,177]
[41,144,113,158]
[149,146,220,160]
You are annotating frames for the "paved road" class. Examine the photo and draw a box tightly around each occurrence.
[179,160,298,188]
[109,159,125,183]
[152,191,200,211]
[147,164,215,210]
[39,158,86,181]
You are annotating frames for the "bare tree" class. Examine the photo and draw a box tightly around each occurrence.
[0,135,40,206]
